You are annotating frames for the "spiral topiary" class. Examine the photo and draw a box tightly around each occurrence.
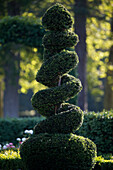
[20,3,97,170]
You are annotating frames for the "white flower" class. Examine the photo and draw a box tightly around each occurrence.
[24,129,33,134]
[22,137,27,142]
[0,144,2,150]
[6,144,9,146]
[3,145,7,149]
[24,130,29,134]
[29,130,33,134]
[16,138,21,141]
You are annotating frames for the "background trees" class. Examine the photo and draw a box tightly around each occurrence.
[0,0,44,117]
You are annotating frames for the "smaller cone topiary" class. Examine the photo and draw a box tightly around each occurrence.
[20,3,97,170]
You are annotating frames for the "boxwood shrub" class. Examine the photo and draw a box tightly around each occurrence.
[0,110,113,154]
[94,156,113,170]
[77,110,113,155]
[0,117,45,145]
[0,152,113,170]
[20,133,96,170]
[0,150,26,170]
[20,3,97,170]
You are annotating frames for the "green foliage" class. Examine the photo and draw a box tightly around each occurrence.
[43,31,78,51]
[0,151,112,170]
[0,15,46,93]
[0,117,45,145]
[42,3,73,31]
[0,0,33,17]
[86,1,113,101]
[0,110,112,155]
[32,75,82,117]
[19,47,46,93]
[20,3,96,170]
[94,156,113,170]
[77,110,113,154]
[0,16,44,48]
[34,103,83,134]
[0,150,26,170]
[36,51,79,87]
[20,133,96,170]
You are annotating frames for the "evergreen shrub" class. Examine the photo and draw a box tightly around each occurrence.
[42,31,78,50]
[42,4,73,30]
[20,3,97,170]
[0,150,26,170]
[0,111,112,154]
[0,117,44,145]
[20,134,96,170]
[94,156,113,170]
[0,16,44,49]
[0,152,113,170]
[77,111,113,154]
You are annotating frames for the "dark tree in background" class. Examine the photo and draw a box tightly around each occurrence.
[2,1,20,118]
[104,11,113,110]
[74,0,88,111]
[0,0,42,117]
[0,1,21,117]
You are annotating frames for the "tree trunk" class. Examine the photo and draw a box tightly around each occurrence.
[3,50,20,118]
[4,75,19,118]
[104,45,113,110]
[104,15,113,110]
[3,1,20,118]
[0,80,3,118]
[74,0,88,111]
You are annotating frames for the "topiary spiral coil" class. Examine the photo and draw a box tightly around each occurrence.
[20,4,97,170]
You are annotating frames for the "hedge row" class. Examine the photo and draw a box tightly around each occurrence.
[0,117,45,145]
[0,16,44,48]
[94,156,113,170]
[0,150,26,170]
[77,111,113,154]
[0,110,113,154]
[0,152,113,170]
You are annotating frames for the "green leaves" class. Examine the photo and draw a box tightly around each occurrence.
[0,16,44,47]
[77,110,113,154]
[43,31,78,51]
[42,3,73,31]
[36,50,79,87]
[20,133,96,170]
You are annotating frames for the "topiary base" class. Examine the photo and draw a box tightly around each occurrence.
[20,133,97,170]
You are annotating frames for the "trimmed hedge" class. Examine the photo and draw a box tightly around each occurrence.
[42,3,74,31]
[0,150,26,170]
[0,110,113,155]
[20,134,96,170]
[94,156,113,170]
[0,117,45,145]
[42,31,78,51]
[34,104,83,134]
[0,16,44,48]
[20,3,96,170]
[77,111,113,154]
[32,76,82,117]
[0,151,113,170]
[36,50,79,87]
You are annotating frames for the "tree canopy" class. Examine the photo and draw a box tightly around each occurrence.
[0,15,45,94]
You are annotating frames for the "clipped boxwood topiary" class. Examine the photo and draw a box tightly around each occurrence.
[42,3,73,31]
[20,3,97,170]
[20,134,96,170]
[42,31,78,51]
